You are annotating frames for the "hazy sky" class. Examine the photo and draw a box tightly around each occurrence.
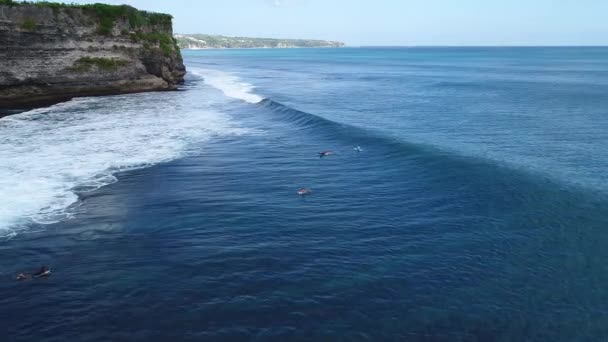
[42,0,608,46]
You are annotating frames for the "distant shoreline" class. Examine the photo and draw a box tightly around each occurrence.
[181,46,345,50]
[175,34,344,49]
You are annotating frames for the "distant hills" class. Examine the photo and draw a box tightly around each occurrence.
[174,34,345,49]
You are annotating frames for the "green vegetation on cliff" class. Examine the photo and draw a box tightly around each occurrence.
[69,57,129,72]
[3,1,172,35]
[175,34,345,49]
[20,17,35,30]
[131,31,179,57]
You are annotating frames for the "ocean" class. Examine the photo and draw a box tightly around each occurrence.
[1,47,608,340]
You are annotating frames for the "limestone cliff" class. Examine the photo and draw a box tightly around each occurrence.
[0,2,186,108]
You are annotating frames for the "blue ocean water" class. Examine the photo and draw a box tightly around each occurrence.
[1,47,608,340]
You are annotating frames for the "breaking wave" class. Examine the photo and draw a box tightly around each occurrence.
[0,88,250,237]
[190,67,264,104]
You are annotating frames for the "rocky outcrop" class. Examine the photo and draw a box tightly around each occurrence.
[0,2,186,108]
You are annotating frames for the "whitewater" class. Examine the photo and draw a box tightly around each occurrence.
[190,68,264,103]
[0,74,255,236]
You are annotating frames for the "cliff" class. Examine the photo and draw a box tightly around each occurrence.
[175,34,345,49]
[0,1,186,108]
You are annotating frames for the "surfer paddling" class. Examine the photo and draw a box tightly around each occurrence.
[297,188,312,196]
[319,151,334,158]
[16,266,51,281]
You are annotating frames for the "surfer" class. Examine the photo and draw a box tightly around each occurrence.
[297,188,312,196]
[16,266,51,281]
[319,151,334,158]
[33,266,51,277]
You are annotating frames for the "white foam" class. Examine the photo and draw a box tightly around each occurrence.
[190,68,263,104]
[0,89,250,236]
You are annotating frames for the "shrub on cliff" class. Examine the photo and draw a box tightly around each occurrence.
[86,3,131,35]
[131,31,179,57]
[69,57,129,72]
[20,18,35,30]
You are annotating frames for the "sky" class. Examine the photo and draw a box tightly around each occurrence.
[37,0,608,46]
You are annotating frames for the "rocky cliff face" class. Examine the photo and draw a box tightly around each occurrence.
[0,3,186,108]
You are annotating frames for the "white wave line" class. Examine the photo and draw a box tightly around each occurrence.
[189,68,263,104]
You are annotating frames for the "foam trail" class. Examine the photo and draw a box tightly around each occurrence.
[190,68,263,104]
[0,88,250,237]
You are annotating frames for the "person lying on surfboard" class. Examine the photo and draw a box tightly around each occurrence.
[297,188,312,195]
[319,151,334,158]
[16,266,51,281]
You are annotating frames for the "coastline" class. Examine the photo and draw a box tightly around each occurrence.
[174,33,345,49]
[181,46,345,50]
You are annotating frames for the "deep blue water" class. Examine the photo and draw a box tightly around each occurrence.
[2,47,608,341]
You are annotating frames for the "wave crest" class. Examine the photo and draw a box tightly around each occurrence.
[190,68,263,104]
